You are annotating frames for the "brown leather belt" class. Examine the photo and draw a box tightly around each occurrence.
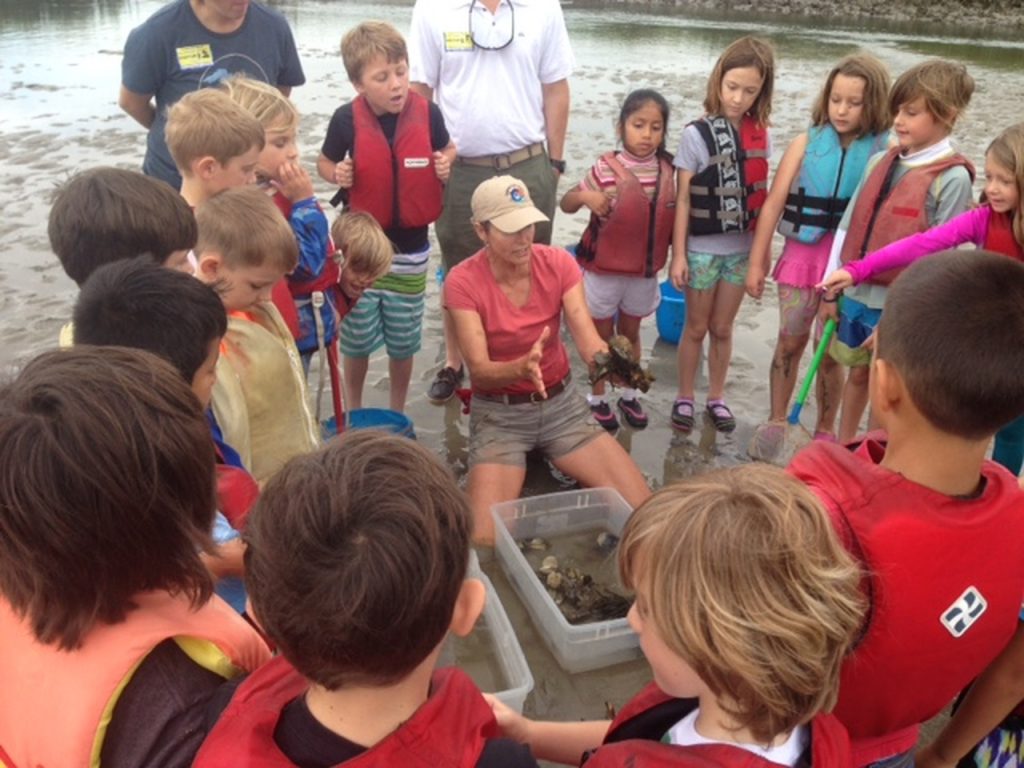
[457,142,545,170]
[473,373,571,405]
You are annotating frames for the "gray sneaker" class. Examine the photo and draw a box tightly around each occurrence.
[428,365,464,404]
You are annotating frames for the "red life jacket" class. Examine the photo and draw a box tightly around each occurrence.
[787,436,1024,763]
[839,148,975,284]
[214,455,260,531]
[0,591,270,768]
[269,192,340,343]
[983,208,1024,262]
[687,114,769,236]
[576,153,675,277]
[581,683,852,767]
[273,192,341,296]
[194,658,497,768]
[350,92,443,229]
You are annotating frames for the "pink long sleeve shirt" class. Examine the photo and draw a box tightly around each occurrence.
[846,205,994,284]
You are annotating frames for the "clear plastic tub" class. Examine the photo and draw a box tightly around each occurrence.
[492,488,640,674]
[446,553,534,713]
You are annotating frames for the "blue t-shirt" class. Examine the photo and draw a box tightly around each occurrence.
[121,0,305,187]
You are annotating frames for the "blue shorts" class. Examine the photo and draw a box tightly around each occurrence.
[830,296,881,368]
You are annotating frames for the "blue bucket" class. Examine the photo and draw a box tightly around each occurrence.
[322,408,416,440]
[656,280,686,345]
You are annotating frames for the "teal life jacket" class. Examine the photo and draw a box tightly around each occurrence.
[778,125,887,244]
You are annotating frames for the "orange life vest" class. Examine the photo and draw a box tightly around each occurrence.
[0,591,270,768]
[839,148,975,284]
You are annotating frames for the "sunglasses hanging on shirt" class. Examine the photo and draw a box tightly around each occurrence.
[468,0,515,50]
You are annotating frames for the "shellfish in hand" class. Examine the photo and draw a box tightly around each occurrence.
[588,335,655,393]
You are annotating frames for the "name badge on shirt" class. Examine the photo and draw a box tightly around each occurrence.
[444,32,473,51]
[405,157,430,169]
[176,44,214,70]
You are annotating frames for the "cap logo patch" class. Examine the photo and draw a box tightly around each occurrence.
[507,185,526,204]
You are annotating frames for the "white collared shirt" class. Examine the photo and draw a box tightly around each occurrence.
[409,0,574,157]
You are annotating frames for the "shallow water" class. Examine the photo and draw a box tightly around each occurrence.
[520,529,627,624]
[2,0,1022,734]
[445,621,510,694]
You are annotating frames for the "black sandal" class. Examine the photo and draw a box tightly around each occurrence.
[706,399,736,433]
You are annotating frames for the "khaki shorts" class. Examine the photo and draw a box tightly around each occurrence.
[468,384,603,468]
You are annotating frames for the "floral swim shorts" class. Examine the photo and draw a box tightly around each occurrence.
[687,250,748,291]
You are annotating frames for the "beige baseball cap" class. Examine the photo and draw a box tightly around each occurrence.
[470,175,550,233]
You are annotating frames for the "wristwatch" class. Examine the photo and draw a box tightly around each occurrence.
[550,158,566,174]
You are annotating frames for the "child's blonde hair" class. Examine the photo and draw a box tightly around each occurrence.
[704,36,775,126]
[341,21,408,85]
[221,75,299,135]
[331,211,393,278]
[889,59,974,131]
[986,122,1024,247]
[618,464,865,744]
[195,186,298,272]
[165,88,266,173]
[811,54,892,138]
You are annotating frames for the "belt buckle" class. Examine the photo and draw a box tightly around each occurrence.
[493,152,512,170]
[529,390,544,404]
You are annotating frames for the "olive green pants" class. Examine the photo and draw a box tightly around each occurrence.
[437,151,558,272]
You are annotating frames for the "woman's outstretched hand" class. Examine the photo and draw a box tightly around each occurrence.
[522,326,551,398]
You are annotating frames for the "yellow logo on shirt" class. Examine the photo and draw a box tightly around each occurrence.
[444,32,473,51]
[176,44,214,70]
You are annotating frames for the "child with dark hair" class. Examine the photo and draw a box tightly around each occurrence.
[0,347,269,768]
[49,166,197,287]
[47,166,199,347]
[195,430,537,768]
[789,250,1024,767]
[562,88,675,431]
[73,258,257,612]
[74,257,224,394]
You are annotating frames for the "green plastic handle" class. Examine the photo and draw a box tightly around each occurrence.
[787,316,838,425]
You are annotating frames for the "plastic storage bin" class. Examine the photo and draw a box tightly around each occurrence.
[656,279,686,344]
[461,554,534,713]
[492,488,639,673]
[442,552,533,711]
